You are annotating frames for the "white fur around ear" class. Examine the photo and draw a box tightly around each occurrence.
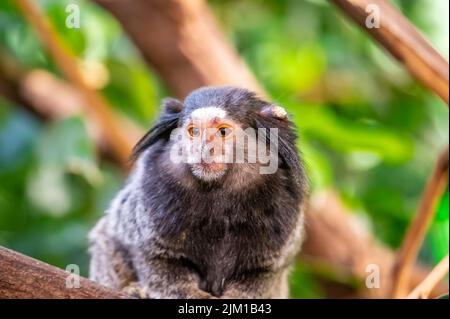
[260,105,288,120]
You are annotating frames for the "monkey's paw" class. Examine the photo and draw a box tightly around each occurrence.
[122,282,149,299]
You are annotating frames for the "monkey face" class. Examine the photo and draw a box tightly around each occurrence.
[177,106,241,182]
[170,105,282,184]
[133,87,302,189]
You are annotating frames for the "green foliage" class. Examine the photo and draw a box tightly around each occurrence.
[426,189,449,264]
[0,0,448,296]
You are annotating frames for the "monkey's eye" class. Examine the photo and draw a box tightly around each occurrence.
[187,126,200,138]
[217,126,232,138]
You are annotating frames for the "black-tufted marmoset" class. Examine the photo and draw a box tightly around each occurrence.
[88,86,308,298]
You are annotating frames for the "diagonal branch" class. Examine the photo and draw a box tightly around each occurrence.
[93,0,265,99]
[15,0,135,167]
[407,254,449,299]
[330,0,449,105]
[304,191,449,298]
[392,147,449,298]
[0,51,142,165]
[0,246,125,298]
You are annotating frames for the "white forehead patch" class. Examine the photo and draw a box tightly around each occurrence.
[190,107,227,121]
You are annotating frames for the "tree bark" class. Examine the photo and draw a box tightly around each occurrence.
[0,246,125,298]
[330,0,449,105]
[94,0,265,99]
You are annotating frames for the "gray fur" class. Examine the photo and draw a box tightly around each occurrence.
[88,86,308,298]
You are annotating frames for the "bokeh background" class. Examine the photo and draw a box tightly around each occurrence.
[0,0,448,298]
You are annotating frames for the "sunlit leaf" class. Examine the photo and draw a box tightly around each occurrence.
[428,188,449,263]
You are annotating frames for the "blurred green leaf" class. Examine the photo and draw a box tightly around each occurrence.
[287,102,414,163]
[34,116,101,184]
[428,188,449,263]
[26,116,101,216]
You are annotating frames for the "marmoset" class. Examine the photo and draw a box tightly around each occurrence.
[89,86,308,298]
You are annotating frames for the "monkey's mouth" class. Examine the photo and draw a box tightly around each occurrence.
[190,162,226,181]
[198,162,225,170]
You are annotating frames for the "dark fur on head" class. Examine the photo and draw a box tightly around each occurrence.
[89,86,308,298]
[133,86,306,190]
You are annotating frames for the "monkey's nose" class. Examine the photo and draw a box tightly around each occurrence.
[204,135,215,144]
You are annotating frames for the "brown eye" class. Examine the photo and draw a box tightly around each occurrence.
[217,126,232,138]
[188,126,200,138]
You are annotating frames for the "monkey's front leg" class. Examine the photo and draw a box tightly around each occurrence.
[132,251,216,299]
[89,219,138,291]
[222,269,290,299]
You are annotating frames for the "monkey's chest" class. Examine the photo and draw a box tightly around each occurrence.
[177,221,280,297]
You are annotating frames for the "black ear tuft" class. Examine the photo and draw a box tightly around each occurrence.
[131,107,180,161]
[255,108,303,188]
[162,97,183,114]
[260,104,288,121]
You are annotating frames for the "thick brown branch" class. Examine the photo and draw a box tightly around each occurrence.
[0,246,125,298]
[392,147,449,298]
[93,0,265,99]
[330,0,449,105]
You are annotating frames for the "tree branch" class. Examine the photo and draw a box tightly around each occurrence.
[304,191,449,298]
[392,147,449,298]
[0,52,141,166]
[407,254,449,299]
[15,0,135,167]
[93,0,265,99]
[330,0,449,105]
[0,246,125,298]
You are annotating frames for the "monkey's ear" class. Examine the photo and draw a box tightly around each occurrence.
[256,104,302,180]
[162,97,183,113]
[131,99,182,160]
[259,105,288,121]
